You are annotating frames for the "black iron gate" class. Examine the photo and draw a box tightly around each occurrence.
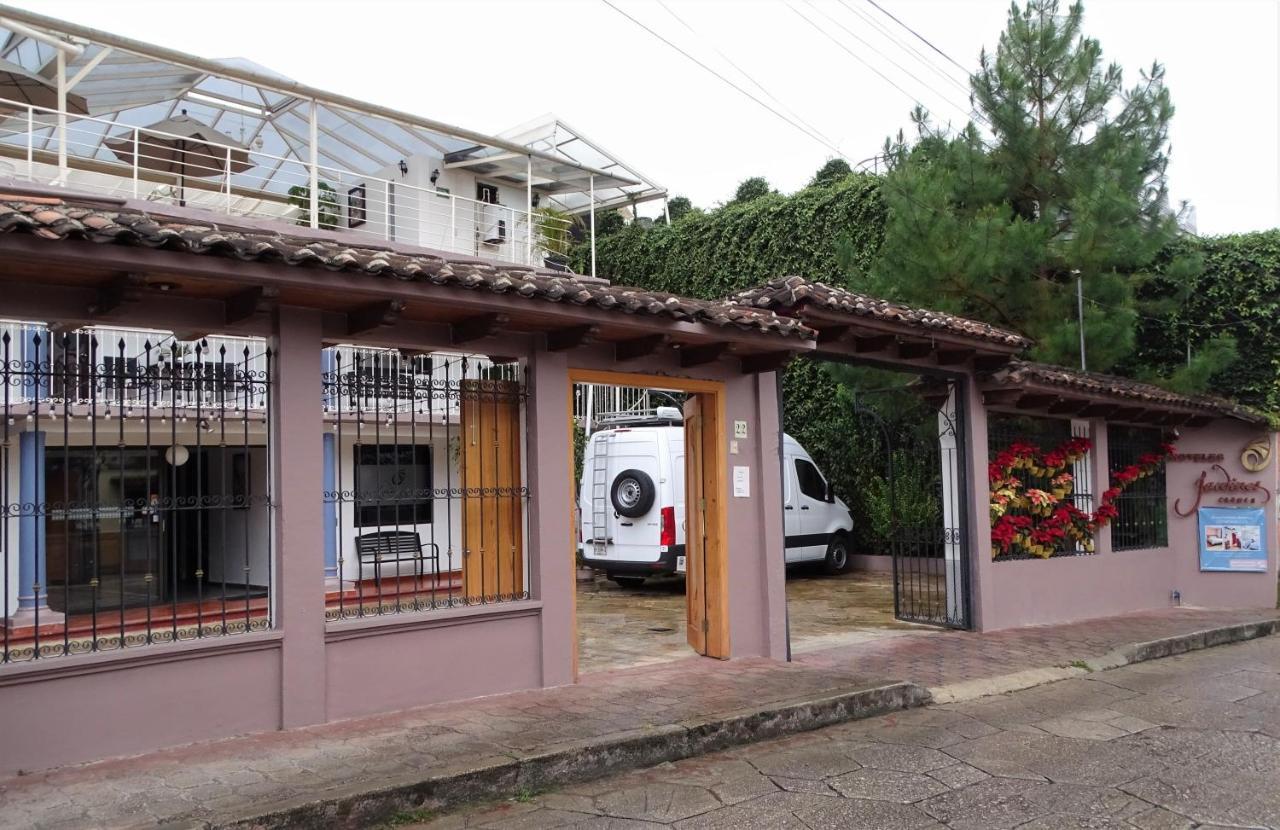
[851,378,972,629]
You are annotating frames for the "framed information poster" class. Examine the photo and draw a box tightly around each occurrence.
[1198,506,1268,572]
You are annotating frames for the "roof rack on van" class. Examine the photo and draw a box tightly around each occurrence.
[594,406,684,428]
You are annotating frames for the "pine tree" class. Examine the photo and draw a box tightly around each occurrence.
[854,0,1233,383]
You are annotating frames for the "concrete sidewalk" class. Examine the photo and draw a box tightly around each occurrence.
[1,607,1277,830]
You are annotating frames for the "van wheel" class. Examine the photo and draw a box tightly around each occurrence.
[611,469,656,518]
[610,576,646,589]
[823,533,851,575]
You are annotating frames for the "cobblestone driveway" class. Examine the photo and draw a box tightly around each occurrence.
[415,635,1280,829]
[578,568,928,673]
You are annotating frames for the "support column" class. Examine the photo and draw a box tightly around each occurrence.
[960,375,994,631]
[273,307,326,727]
[939,385,965,625]
[1090,421,1112,555]
[322,432,338,583]
[55,50,67,184]
[307,101,319,230]
[525,346,573,686]
[11,431,61,628]
[588,174,596,280]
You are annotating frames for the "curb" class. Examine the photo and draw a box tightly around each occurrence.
[215,681,930,829]
[929,616,1280,705]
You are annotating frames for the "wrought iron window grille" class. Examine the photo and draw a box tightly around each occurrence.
[2,329,274,663]
[1107,425,1169,552]
[322,350,529,621]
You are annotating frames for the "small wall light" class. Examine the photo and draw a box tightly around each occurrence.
[429,168,440,186]
[398,159,409,177]
[531,193,541,208]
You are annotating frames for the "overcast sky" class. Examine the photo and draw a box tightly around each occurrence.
[13,0,1280,234]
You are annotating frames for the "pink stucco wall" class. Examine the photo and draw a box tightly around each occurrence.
[324,605,543,720]
[974,417,1278,630]
[0,637,281,776]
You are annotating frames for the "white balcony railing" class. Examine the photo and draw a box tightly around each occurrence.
[1,321,270,412]
[0,98,573,269]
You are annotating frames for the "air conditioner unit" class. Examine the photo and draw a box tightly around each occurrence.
[480,203,507,244]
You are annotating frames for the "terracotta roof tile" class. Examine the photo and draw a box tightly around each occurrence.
[0,196,814,341]
[987,360,1266,424]
[731,275,1031,349]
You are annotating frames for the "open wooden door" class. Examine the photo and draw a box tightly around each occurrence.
[683,394,708,655]
[461,378,524,602]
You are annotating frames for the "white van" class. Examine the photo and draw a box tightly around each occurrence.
[578,414,853,587]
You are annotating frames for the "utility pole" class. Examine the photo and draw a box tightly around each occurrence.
[1074,270,1086,371]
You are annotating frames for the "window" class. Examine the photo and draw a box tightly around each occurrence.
[795,458,828,502]
[353,444,433,528]
[1107,425,1168,550]
[477,182,500,205]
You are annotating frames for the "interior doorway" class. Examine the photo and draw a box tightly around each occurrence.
[567,369,728,676]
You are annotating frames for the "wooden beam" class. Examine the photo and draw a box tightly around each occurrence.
[982,389,1025,407]
[896,340,934,360]
[87,273,143,317]
[1155,412,1194,426]
[1077,403,1120,418]
[935,348,974,366]
[615,334,668,362]
[851,334,895,354]
[450,312,508,344]
[348,299,406,336]
[679,342,729,368]
[814,324,851,345]
[973,355,1012,373]
[1109,407,1147,422]
[740,351,794,374]
[1015,394,1059,411]
[1048,398,1091,415]
[224,285,278,326]
[545,324,598,352]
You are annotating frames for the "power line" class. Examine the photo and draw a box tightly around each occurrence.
[655,0,839,151]
[799,0,986,126]
[786,0,974,127]
[835,0,972,98]
[599,0,850,162]
[861,0,972,77]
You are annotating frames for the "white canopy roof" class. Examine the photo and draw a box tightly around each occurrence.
[0,5,666,215]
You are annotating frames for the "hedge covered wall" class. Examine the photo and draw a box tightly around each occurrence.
[1138,230,1280,411]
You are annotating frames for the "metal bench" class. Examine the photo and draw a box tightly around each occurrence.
[354,530,441,583]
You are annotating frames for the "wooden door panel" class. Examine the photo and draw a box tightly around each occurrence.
[461,379,523,602]
[684,394,707,655]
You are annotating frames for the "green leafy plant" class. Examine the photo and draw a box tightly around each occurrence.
[287,181,340,230]
[862,449,942,549]
[533,205,573,258]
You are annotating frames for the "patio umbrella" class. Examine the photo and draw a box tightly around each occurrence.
[105,109,253,206]
[0,58,88,116]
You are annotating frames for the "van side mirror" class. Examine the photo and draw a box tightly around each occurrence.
[824,482,835,503]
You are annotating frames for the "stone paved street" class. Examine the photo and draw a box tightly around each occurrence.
[409,636,1280,829]
[0,607,1274,829]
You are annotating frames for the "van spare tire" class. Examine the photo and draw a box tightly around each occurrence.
[611,469,656,518]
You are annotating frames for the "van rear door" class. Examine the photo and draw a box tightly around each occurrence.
[603,430,663,563]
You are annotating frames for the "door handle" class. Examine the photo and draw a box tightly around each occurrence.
[801,505,810,510]
[784,505,794,510]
